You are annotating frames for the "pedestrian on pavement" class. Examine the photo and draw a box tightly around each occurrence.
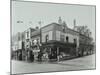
[30,51,34,62]
[38,52,42,62]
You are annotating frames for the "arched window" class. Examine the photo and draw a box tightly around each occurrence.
[74,38,77,44]
[45,35,49,42]
[66,36,69,42]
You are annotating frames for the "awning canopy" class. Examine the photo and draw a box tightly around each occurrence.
[42,40,76,48]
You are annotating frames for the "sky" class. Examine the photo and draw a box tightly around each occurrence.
[12,1,96,41]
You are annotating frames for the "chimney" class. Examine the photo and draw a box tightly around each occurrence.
[35,26,39,30]
[58,16,62,25]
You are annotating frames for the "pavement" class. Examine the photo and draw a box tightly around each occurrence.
[11,54,96,74]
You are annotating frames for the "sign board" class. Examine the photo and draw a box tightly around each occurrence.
[33,50,40,52]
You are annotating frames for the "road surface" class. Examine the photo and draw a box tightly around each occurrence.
[11,54,95,74]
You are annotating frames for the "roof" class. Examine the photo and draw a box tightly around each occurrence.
[41,22,60,29]
[31,29,40,37]
[27,22,92,40]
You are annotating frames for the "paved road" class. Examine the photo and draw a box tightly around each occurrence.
[11,54,95,74]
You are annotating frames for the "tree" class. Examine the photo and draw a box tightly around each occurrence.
[76,25,91,37]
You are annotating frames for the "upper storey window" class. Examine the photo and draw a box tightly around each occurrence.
[60,34,64,42]
[66,36,69,42]
[74,38,77,44]
[45,35,49,42]
[27,31,29,38]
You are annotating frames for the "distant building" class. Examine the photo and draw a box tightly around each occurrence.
[78,33,93,56]
[24,28,36,50]
[12,32,23,51]
[11,32,25,60]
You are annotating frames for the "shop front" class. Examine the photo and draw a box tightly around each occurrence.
[42,41,77,61]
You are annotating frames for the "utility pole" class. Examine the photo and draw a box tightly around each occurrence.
[38,21,42,46]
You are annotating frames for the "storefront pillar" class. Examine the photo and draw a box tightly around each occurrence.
[57,47,60,61]
[50,48,51,54]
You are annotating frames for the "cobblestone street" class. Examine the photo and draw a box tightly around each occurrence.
[11,54,95,74]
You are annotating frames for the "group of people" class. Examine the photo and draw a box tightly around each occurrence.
[26,51,49,62]
[27,51,59,62]
[12,50,60,62]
